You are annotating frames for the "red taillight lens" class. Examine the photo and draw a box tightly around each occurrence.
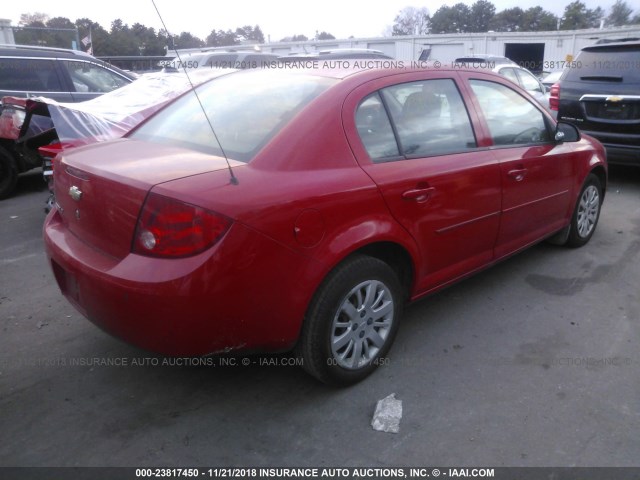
[549,83,560,111]
[133,192,231,258]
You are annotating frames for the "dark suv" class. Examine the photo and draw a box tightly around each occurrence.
[0,44,135,102]
[553,41,640,165]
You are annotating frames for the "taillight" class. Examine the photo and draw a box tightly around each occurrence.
[549,83,560,111]
[133,192,231,258]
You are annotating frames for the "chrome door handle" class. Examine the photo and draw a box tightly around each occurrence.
[508,168,527,181]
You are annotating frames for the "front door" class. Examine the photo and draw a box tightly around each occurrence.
[465,77,574,257]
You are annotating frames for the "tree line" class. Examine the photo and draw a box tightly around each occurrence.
[14,13,336,55]
[13,0,640,56]
[392,0,639,35]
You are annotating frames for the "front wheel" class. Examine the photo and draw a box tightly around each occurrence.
[298,255,403,386]
[566,174,602,248]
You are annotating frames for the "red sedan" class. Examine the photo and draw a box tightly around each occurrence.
[44,65,607,385]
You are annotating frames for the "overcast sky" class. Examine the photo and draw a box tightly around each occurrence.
[2,0,629,42]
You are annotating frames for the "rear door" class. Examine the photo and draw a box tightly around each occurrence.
[462,72,574,257]
[344,71,501,294]
[0,57,72,102]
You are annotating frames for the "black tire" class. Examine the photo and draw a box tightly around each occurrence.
[298,255,403,386]
[566,174,602,248]
[0,146,18,200]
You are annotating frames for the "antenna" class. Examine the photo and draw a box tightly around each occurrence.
[151,0,239,185]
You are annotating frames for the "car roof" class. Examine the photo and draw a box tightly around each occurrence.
[199,51,279,58]
[0,44,96,59]
[496,64,532,73]
[582,41,640,51]
[0,44,137,80]
[227,63,507,82]
[280,48,393,61]
[184,49,277,56]
[455,54,515,64]
[318,48,386,54]
[542,71,563,81]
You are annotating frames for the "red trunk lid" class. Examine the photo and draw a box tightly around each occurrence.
[54,138,233,259]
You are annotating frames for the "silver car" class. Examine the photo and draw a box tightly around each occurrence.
[455,55,549,109]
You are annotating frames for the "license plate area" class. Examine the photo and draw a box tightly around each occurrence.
[581,94,640,122]
[589,102,638,120]
[51,259,80,304]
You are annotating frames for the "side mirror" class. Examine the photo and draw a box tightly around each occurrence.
[555,121,580,143]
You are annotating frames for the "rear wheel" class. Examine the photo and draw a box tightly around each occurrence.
[566,174,602,248]
[298,255,403,386]
[0,147,18,200]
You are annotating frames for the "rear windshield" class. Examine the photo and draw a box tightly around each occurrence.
[565,46,640,82]
[130,71,337,162]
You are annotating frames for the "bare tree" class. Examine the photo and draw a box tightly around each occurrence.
[392,7,431,36]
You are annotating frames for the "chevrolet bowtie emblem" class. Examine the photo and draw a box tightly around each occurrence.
[68,186,83,201]
[606,96,623,102]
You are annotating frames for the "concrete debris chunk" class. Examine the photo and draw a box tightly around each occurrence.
[371,393,402,433]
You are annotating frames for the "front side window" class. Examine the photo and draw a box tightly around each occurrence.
[63,61,129,93]
[469,79,550,146]
[498,67,519,85]
[516,69,544,94]
[0,58,62,92]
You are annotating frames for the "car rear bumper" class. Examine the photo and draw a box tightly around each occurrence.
[579,130,639,165]
[43,208,313,356]
[602,145,640,165]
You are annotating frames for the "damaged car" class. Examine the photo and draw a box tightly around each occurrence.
[0,69,229,202]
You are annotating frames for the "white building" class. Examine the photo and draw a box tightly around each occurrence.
[0,19,16,44]
[176,25,640,72]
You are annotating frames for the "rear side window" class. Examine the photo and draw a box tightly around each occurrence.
[355,79,477,161]
[356,93,400,160]
[470,80,550,146]
[22,113,54,140]
[0,58,63,92]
